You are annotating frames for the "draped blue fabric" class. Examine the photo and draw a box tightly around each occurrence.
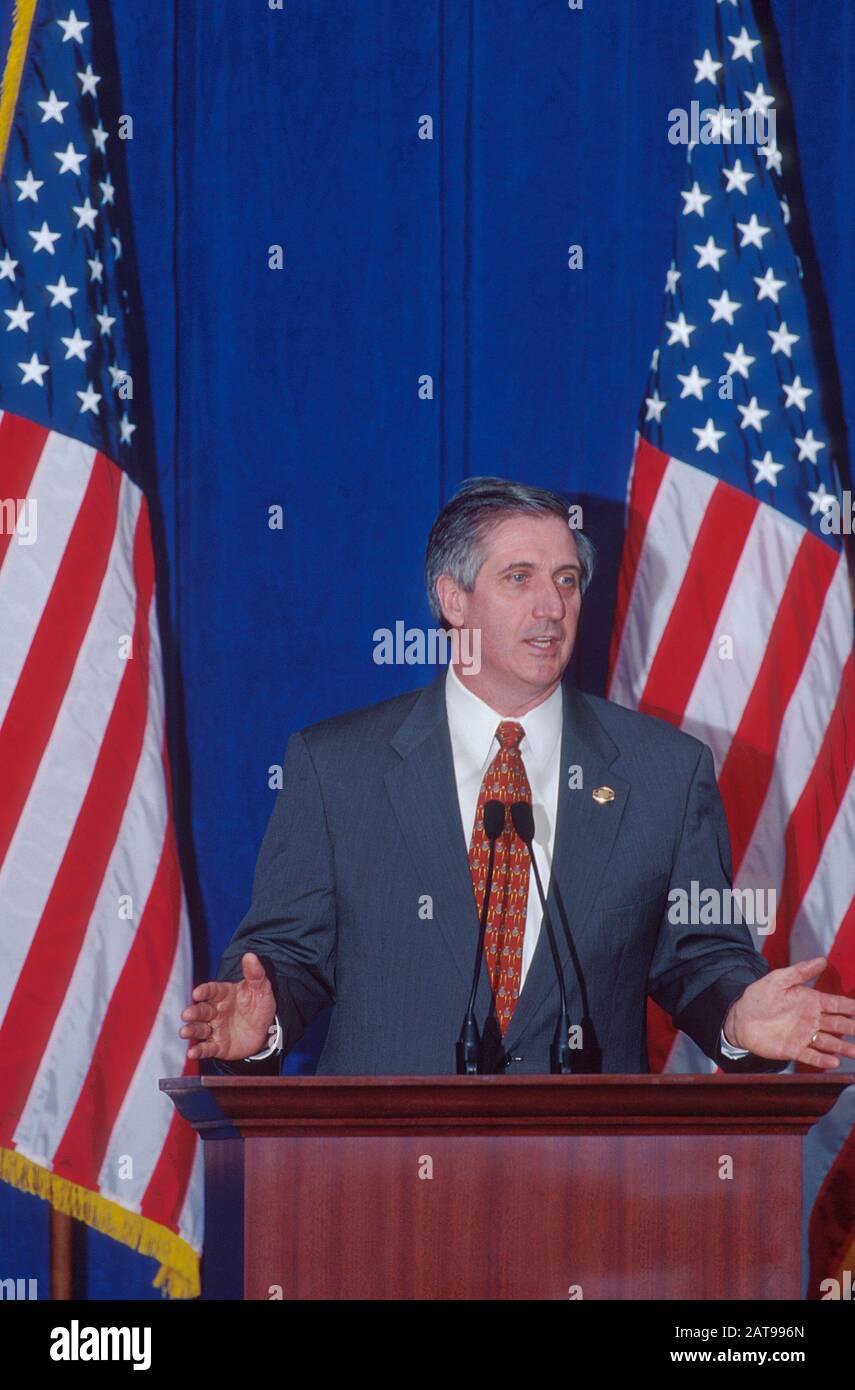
[2,0,852,1298]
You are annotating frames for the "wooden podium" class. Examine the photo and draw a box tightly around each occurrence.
[162,1074,852,1300]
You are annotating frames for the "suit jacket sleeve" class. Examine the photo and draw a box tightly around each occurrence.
[207,730,337,1076]
[646,742,788,1075]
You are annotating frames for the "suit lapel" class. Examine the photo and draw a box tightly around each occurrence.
[503,683,629,1050]
[383,673,632,1043]
[384,671,484,990]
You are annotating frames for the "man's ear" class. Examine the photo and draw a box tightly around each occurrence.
[435,574,464,629]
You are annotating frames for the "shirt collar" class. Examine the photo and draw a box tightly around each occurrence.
[444,658,563,769]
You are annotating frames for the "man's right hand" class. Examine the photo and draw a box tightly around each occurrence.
[180,951,277,1060]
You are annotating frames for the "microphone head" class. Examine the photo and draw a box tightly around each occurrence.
[510,800,534,843]
[483,800,505,840]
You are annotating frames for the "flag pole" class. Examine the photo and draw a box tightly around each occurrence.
[49,1208,74,1299]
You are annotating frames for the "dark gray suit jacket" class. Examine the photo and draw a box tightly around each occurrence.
[213,672,786,1076]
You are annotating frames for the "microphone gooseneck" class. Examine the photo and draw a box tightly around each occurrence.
[456,800,505,1075]
[510,800,574,1074]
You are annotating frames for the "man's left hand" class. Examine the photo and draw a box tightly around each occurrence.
[723,957,855,1069]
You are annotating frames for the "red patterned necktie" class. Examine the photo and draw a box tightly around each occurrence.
[467,720,532,1034]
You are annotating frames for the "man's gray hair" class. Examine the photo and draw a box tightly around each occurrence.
[424,476,596,624]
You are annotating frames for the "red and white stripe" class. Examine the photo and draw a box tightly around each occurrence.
[609,435,855,1295]
[0,414,201,1269]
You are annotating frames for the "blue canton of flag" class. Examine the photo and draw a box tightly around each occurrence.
[641,0,844,543]
[0,1,135,460]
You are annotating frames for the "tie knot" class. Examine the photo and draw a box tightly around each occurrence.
[496,720,525,751]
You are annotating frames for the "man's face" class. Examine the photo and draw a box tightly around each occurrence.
[439,511,583,713]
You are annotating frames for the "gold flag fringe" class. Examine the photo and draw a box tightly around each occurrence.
[1,1147,200,1299]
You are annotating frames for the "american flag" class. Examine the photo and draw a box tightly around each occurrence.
[608,0,854,1297]
[0,1,202,1295]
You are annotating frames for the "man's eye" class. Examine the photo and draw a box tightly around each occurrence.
[509,572,527,583]
[559,574,577,586]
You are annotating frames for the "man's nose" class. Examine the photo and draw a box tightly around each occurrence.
[531,581,567,620]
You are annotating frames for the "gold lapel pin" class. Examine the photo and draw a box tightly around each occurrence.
[592,786,615,804]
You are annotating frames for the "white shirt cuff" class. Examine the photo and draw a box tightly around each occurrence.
[244,1013,283,1060]
[247,1022,749,1062]
[719,1026,750,1059]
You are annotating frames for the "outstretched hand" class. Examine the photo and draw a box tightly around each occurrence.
[180,952,277,1061]
[723,957,855,1070]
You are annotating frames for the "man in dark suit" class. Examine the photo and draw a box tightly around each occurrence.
[181,478,855,1076]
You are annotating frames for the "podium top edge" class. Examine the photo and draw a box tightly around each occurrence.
[160,1073,853,1089]
[158,1072,853,1136]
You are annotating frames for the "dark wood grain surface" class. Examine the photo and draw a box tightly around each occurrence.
[161,1075,852,1299]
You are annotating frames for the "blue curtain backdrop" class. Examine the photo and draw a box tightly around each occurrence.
[2,0,852,1298]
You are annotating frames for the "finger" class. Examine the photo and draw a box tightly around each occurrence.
[191,980,230,1004]
[799,1045,840,1070]
[180,1002,215,1024]
[817,1013,855,1036]
[241,952,268,986]
[817,994,855,1018]
[184,1020,219,1059]
[180,1020,216,1041]
[813,1033,855,1061]
[783,956,828,985]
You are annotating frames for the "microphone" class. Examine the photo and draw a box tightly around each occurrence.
[456,800,505,1075]
[510,801,574,1074]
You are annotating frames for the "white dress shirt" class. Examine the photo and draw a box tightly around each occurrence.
[445,658,563,987]
[245,663,749,1059]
